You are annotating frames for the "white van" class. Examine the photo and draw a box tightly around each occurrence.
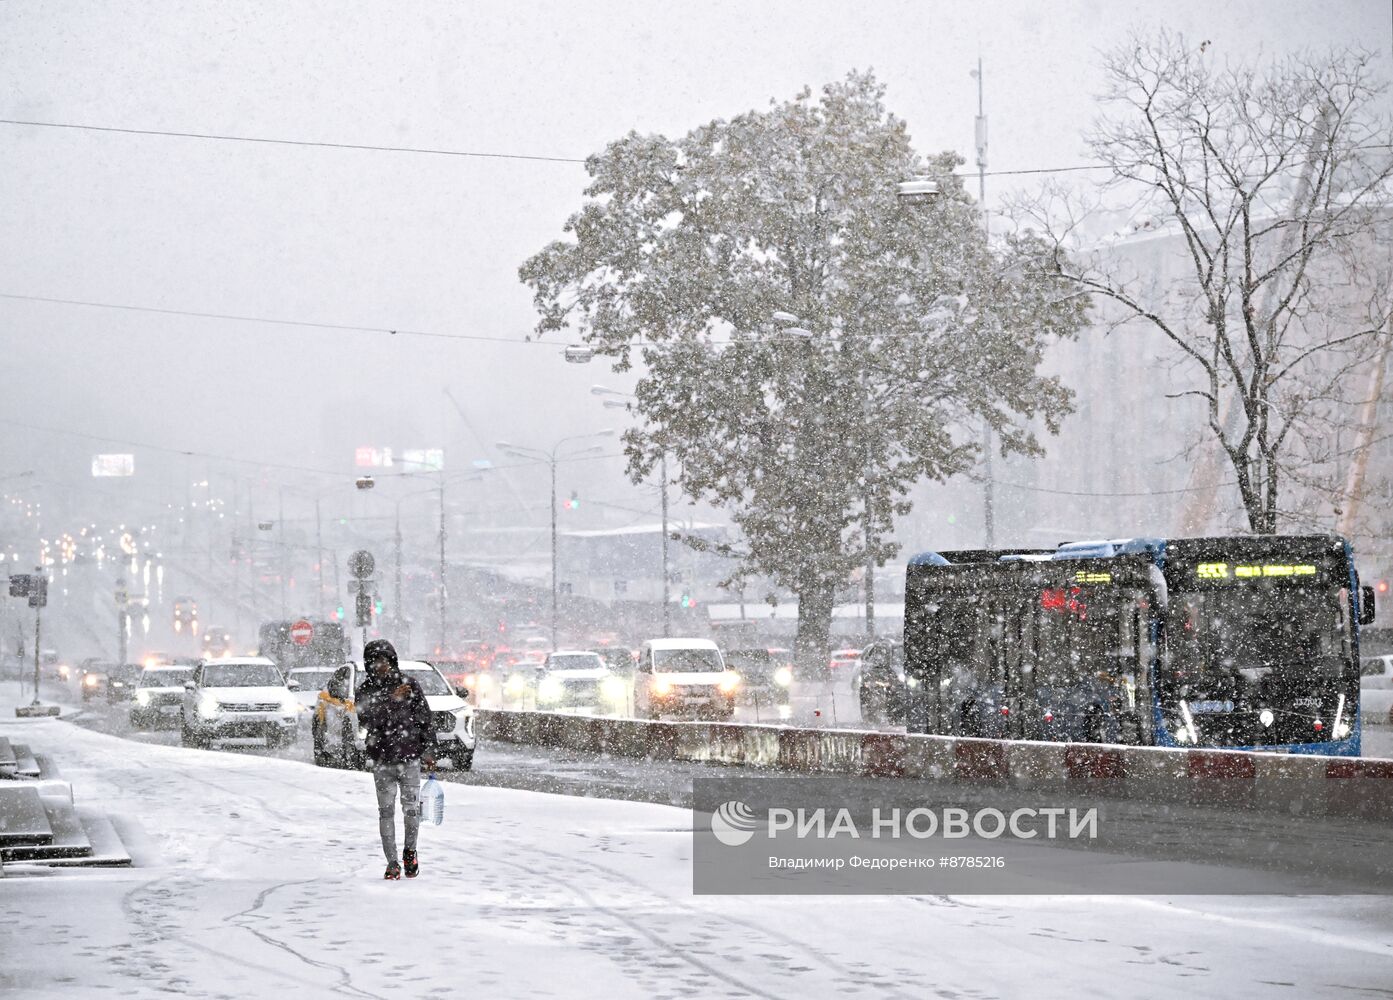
[633,638,739,720]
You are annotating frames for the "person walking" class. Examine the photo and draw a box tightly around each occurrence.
[356,639,436,879]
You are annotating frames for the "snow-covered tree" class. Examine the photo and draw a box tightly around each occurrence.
[1014,32,1393,535]
[521,72,1087,672]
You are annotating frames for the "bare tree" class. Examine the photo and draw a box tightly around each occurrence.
[1014,31,1393,534]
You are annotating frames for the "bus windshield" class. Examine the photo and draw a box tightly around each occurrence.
[1170,585,1349,682]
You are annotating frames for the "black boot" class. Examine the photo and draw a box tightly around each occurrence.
[403,848,419,878]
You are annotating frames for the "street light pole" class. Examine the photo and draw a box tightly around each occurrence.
[660,453,670,637]
[549,455,559,650]
[394,502,403,634]
[439,471,447,654]
[315,498,324,614]
[278,487,287,617]
[972,57,995,548]
[593,387,673,636]
[498,431,615,650]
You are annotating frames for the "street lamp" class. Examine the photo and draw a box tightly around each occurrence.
[895,176,995,547]
[592,386,672,637]
[359,469,479,654]
[496,430,616,649]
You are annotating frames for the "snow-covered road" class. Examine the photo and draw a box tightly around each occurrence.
[3,691,1393,999]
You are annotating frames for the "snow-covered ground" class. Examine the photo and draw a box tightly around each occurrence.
[4,684,1393,999]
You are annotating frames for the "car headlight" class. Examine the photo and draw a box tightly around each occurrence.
[653,675,673,696]
[281,694,299,715]
[476,673,493,690]
[718,672,740,693]
[59,665,71,679]
[538,676,564,702]
[773,666,793,687]
[112,681,126,688]
[83,674,99,687]
[600,675,626,702]
[136,689,151,706]
[198,693,220,718]
[506,674,528,695]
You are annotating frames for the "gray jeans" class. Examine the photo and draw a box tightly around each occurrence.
[372,760,421,864]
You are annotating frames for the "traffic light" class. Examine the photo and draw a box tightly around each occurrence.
[374,598,384,615]
[1379,580,1390,596]
[680,592,694,608]
[563,491,580,510]
[335,605,345,621]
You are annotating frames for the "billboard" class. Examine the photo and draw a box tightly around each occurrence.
[355,446,394,468]
[92,453,135,477]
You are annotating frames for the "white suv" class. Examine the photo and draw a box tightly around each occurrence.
[537,650,629,715]
[633,638,739,720]
[180,657,300,749]
[312,659,476,770]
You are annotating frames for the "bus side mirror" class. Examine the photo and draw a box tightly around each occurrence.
[1360,585,1376,626]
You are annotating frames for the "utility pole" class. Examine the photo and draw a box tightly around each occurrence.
[278,487,286,618]
[315,498,324,616]
[438,472,447,654]
[31,566,42,707]
[549,456,559,649]
[394,503,404,633]
[660,453,670,637]
[972,57,995,548]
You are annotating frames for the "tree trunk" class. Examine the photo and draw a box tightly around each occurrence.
[793,575,836,680]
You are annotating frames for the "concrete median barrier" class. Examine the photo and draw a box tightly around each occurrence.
[475,709,1393,820]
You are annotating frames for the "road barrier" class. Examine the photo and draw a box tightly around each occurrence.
[477,709,1393,821]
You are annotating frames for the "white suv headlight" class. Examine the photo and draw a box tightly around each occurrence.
[600,674,626,701]
[136,690,151,706]
[538,676,563,703]
[198,693,220,718]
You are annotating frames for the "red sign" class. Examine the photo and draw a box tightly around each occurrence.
[290,619,314,646]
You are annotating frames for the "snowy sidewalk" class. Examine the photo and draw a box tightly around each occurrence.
[2,700,1393,998]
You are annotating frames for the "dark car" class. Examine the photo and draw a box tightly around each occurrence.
[723,647,794,715]
[104,663,144,702]
[78,659,116,701]
[130,663,195,730]
[854,639,907,727]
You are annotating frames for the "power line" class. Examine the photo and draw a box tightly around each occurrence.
[0,292,551,347]
[988,475,1240,498]
[0,116,1110,179]
[0,118,587,164]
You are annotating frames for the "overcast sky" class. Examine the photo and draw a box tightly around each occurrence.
[2,0,1390,527]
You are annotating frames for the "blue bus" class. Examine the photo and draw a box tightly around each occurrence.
[903,534,1375,756]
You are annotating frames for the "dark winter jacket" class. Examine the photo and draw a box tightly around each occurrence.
[356,669,437,765]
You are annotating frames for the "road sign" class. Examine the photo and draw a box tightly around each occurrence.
[290,619,314,646]
[9,574,31,598]
[349,550,375,579]
[115,578,128,606]
[27,577,46,608]
[346,578,376,593]
[355,592,373,626]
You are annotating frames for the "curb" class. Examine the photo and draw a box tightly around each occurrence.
[475,709,1393,820]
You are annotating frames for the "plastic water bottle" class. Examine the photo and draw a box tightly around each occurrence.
[420,773,444,826]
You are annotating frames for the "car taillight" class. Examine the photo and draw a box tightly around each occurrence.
[1043,710,1054,723]
[999,706,1010,716]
